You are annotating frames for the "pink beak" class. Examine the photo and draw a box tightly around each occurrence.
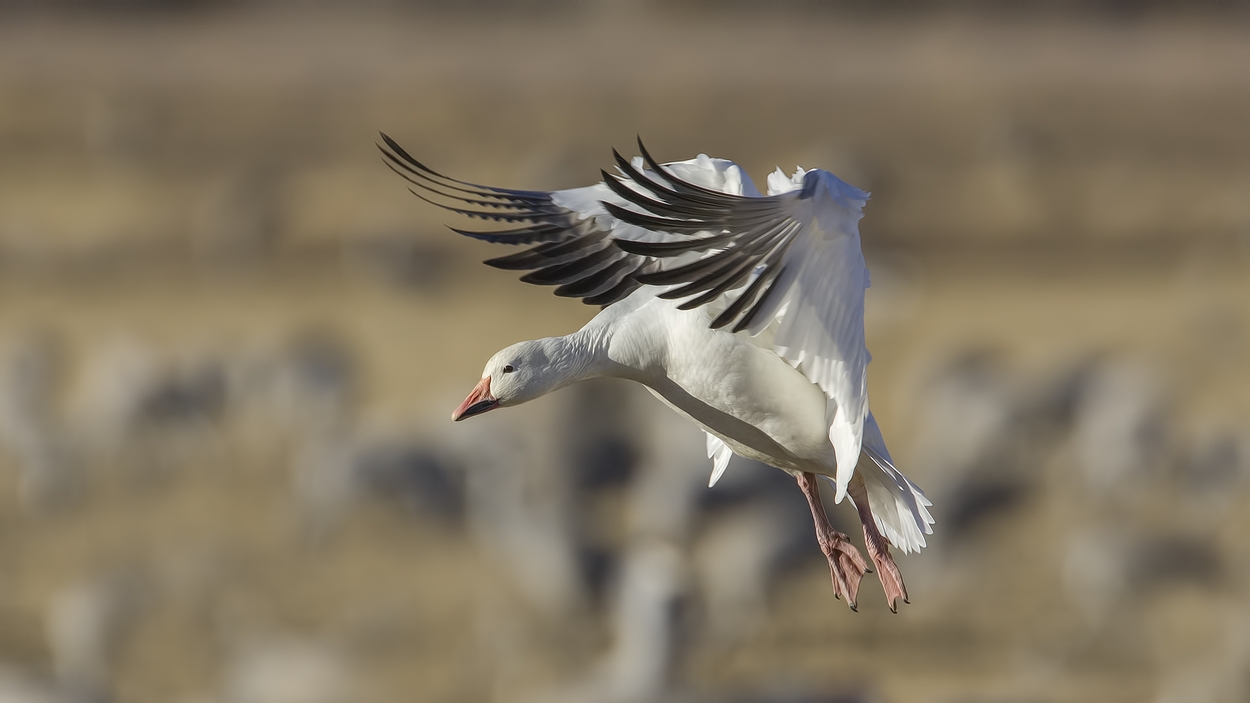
[452,376,499,421]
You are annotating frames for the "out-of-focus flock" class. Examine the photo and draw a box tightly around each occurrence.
[4,330,1250,703]
[1,2,1249,703]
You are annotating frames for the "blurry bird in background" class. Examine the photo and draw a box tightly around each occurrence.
[0,334,76,511]
[382,135,934,611]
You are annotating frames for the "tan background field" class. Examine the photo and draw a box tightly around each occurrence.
[0,3,1248,703]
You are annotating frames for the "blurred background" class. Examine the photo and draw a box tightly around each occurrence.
[1,1,1249,702]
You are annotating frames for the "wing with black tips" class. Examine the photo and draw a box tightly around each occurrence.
[383,134,874,499]
[379,133,649,306]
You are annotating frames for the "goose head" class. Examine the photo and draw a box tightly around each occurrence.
[452,339,572,421]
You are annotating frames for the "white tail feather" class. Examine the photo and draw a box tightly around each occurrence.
[860,444,934,553]
[860,413,933,553]
[706,432,733,487]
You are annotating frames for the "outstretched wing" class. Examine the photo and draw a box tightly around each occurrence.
[382,135,872,500]
[379,133,650,306]
[603,141,873,502]
[379,134,767,308]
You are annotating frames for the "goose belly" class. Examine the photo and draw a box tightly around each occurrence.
[609,300,834,471]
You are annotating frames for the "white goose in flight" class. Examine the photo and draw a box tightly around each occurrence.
[381,135,934,611]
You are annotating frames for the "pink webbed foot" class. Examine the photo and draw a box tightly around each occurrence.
[796,472,871,610]
[848,477,910,612]
[821,525,871,609]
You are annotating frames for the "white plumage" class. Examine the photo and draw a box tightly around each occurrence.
[383,136,934,609]
[706,432,733,488]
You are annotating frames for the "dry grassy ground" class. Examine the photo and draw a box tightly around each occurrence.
[0,6,1248,703]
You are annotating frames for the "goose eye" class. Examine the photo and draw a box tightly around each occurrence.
[503,365,515,374]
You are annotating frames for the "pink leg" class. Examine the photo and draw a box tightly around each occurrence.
[847,475,909,612]
[796,472,870,610]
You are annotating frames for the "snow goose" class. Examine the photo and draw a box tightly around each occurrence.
[380,135,934,611]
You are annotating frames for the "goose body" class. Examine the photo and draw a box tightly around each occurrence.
[587,288,834,473]
[384,136,934,609]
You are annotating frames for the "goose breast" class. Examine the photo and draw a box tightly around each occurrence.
[606,294,833,473]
